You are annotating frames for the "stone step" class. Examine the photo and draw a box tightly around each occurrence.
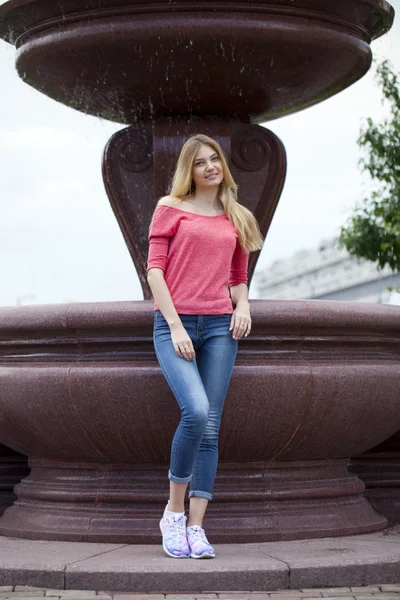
[1,528,400,593]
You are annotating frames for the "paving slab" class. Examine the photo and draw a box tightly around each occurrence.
[262,537,400,589]
[261,596,319,600]
[65,543,289,592]
[216,596,255,599]
[268,594,324,597]
[45,594,97,598]
[14,591,48,594]
[319,592,351,596]
[350,588,381,593]
[3,592,52,600]
[165,596,218,599]
[99,595,164,599]
[0,593,45,597]
[54,597,111,600]
[354,597,400,600]
[0,538,126,589]
[113,596,166,600]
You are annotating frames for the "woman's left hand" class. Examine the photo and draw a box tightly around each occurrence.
[229,303,251,340]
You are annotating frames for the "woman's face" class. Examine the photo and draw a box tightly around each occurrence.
[191,144,224,190]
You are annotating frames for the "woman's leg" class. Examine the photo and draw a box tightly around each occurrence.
[153,313,210,498]
[168,481,189,513]
[187,497,209,527]
[188,314,238,525]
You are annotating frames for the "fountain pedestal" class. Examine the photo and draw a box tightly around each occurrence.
[103,118,287,298]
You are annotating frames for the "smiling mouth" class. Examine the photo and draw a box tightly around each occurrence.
[206,173,218,179]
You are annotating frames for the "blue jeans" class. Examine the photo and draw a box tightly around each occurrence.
[153,311,238,501]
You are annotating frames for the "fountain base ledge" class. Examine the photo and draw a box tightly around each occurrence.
[0,458,386,543]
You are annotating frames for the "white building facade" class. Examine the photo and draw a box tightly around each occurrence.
[255,237,400,304]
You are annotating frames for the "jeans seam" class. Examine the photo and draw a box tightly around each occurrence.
[170,423,185,481]
[154,339,193,480]
[190,462,196,493]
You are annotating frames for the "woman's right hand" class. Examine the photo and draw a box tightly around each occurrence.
[170,323,195,361]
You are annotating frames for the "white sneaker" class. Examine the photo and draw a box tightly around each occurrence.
[186,524,216,558]
[159,509,190,558]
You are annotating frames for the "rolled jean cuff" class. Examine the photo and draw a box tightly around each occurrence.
[168,469,193,484]
[188,490,213,501]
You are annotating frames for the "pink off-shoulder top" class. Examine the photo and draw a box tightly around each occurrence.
[146,205,249,314]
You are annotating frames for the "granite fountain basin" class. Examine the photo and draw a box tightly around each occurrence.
[0,298,399,542]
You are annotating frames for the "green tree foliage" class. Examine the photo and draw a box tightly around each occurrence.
[339,59,400,274]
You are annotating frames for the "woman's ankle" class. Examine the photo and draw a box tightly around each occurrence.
[166,502,185,513]
[187,520,203,528]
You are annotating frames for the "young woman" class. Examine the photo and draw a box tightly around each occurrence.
[146,134,263,559]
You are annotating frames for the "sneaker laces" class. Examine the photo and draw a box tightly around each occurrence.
[165,515,187,543]
[188,525,210,545]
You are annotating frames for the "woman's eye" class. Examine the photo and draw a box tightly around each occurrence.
[195,157,218,165]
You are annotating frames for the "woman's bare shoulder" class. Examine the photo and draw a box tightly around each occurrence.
[156,195,183,207]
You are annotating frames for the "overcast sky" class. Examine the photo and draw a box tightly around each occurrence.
[0,3,399,306]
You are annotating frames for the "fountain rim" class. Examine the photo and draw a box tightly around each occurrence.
[0,298,398,335]
[0,0,395,46]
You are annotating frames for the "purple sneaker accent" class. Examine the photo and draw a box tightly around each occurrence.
[186,525,216,558]
[159,512,190,558]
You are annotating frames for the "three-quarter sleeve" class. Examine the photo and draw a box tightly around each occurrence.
[229,237,249,287]
[147,207,178,273]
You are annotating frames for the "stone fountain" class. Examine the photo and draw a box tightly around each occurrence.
[0,0,398,544]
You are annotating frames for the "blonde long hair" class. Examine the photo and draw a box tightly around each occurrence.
[165,134,264,253]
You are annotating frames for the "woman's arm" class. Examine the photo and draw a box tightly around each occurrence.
[229,283,251,339]
[229,282,250,308]
[229,238,251,339]
[147,268,182,329]
[147,202,184,328]
[147,268,196,361]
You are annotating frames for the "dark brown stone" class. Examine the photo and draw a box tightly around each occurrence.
[0,1,394,123]
[0,444,29,516]
[350,410,400,524]
[350,451,400,524]
[0,299,399,541]
[0,458,387,543]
